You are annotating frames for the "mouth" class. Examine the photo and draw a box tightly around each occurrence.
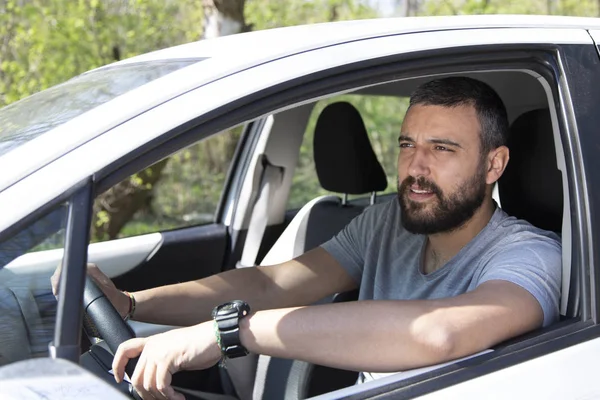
[408,186,436,201]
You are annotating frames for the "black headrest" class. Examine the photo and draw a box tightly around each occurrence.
[313,102,387,194]
[498,109,563,232]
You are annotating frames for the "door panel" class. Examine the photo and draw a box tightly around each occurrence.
[0,223,227,293]
[90,233,163,278]
[112,223,228,292]
[0,233,162,291]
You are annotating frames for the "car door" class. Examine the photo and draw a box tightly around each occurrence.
[76,24,594,399]
[0,20,598,400]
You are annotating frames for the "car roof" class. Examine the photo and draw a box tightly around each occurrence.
[1,14,598,199]
[107,15,600,68]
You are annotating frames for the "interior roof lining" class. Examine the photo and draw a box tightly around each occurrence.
[349,69,548,123]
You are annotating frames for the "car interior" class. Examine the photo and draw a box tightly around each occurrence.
[218,69,576,399]
[0,67,578,400]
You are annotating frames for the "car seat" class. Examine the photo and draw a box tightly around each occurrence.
[260,101,388,266]
[498,108,576,318]
[498,108,563,233]
[252,102,388,400]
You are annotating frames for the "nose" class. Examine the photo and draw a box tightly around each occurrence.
[407,147,431,178]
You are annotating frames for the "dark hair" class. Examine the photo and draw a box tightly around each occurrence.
[409,77,509,155]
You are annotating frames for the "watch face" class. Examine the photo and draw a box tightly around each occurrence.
[213,300,250,318]
[221,303,237,312]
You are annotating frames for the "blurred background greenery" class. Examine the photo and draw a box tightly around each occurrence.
[2,0,597,242]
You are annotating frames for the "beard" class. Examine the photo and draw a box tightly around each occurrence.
[397,165,487,235]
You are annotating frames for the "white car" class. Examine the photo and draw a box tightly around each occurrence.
[0,14,598,400]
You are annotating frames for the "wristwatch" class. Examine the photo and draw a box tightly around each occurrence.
[212,300,251,358]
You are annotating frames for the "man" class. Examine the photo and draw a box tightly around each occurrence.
[53,77,562,400]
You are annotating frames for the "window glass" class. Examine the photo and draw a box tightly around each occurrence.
[92,126,243,242]
[0,59,202,158]
[0,205,67,365]
[288,94,409,210]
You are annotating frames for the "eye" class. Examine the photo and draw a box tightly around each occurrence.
[399,142,414,149]
[434,145,453,152]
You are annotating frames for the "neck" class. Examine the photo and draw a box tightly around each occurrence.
[426,197,496,270]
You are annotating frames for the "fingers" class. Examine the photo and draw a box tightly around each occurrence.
[87,263,114,288]
[113,338,147,383]
[131,351,154,400]
[51,262,99,297]
[155,364,183,400]
[123,340,184,400]
[142,359,165,400]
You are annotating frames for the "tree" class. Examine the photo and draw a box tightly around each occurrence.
[92,0,248,241]
[95,0,378,241]
[418,0,598,16]
[13,0,599,241]
[203,0,249,39]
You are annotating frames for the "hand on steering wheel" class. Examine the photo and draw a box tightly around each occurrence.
[112,322,222,400]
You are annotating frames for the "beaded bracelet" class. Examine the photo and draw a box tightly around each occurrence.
[213,320,226,367]
[123,291,136,321]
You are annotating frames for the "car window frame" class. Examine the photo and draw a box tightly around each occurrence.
[50,178,93,363]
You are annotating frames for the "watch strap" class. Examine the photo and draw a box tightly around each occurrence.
[213,301,251,359]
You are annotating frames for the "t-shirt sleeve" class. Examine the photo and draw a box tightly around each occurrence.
[477,235,562,327]
[320,203,383,284]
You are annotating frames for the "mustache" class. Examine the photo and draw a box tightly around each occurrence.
[399,176,443,198]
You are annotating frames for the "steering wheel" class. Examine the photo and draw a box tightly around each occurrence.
[82,276,140,396]
[82,277,221,400]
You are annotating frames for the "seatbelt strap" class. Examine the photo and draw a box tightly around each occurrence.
[238,156,283,268]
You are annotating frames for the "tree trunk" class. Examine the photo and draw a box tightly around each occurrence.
[401,0,410,17]
[202,0,249,39]
[93,160,169,240]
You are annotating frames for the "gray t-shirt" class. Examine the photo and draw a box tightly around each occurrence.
[321,199,562,327]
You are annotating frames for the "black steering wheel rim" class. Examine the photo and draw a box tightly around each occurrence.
[83,275,138,378]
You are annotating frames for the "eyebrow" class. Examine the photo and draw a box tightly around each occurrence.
[398,134,463,149]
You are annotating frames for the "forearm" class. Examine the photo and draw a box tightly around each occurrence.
[240,300,483,372]
[130,258,345,326]
[128,247,355,326]
[130,267,268,326]
[238,281,544,373]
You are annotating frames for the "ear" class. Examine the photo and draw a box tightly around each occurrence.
[485,145,509,185]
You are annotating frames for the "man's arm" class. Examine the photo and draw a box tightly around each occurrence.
[122,247,356,326]
[111,279,544,399]
[240,280,542,372]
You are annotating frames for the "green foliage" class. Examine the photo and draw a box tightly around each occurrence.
[130,126,244,234]
[104,126,243,239]
[420,0,599,16]
[7,0,600,243]
[245,0,377,29]
[0,0,204,107]
[102,0,382,240]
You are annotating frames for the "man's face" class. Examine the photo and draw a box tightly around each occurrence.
[397,103,488,235]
